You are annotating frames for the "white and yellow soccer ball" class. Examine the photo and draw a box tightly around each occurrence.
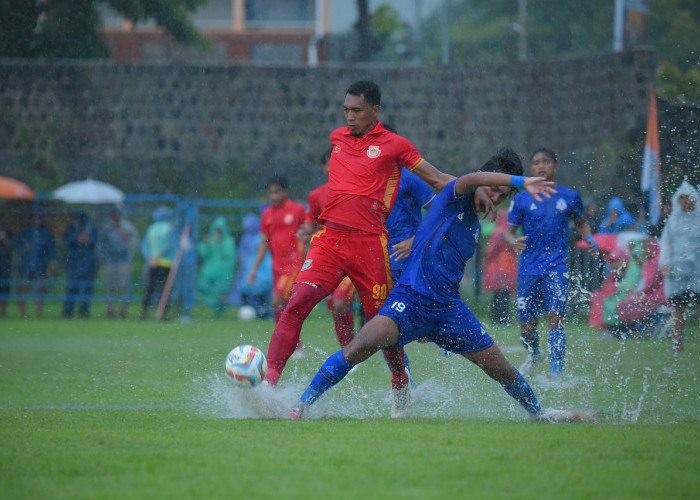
[224,345,267,387]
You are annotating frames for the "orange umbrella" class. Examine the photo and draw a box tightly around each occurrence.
[0,175,34,200]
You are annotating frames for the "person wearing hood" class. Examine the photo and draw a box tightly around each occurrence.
[658,181,700,352]
[233,213,272,319]
[598,197,637,234]
[602,239,644,335]
[616,237,667,336]
[140,206,177,320]
[63,211,99,318]
[197,216,236,317]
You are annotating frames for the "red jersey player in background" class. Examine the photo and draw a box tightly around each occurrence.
[265,80,471,417]
[247,175,307,325]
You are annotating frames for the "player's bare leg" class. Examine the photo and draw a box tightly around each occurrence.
[290,315,400,419]
[464,345,595,423]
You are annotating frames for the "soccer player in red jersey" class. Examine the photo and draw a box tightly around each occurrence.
[247,175,307,323]
[265,81,460,416]
[299,148,358,348]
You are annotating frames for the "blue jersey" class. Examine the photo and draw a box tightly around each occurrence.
[398,179,480,302]
[386,169,435,276]
[507,183,583,275]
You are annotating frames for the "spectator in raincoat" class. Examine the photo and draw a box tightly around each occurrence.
[598,197,637,233]
[231,213,273,319]
[616,237,667,335]
[63,211,99,318]
[603,239,644,335]
[140,206,177,320]
[197,216,237,317]
[589,249,628,330]
[658,180,700,352]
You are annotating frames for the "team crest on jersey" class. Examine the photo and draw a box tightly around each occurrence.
[556,198,568,211]
[284,213,295,224]
[367,145,381,158]
[301,259,312,271]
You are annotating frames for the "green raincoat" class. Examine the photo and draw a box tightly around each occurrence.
[603,239,643,327]
[197,216,237,315]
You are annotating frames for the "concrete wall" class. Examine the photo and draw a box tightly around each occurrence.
[0,49,656,199]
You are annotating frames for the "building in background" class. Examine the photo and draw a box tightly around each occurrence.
[99,0,329,64]
[98,0,440,65]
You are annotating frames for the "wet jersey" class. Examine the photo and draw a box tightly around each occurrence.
[398,179,479,302]
[305,182,328,225]
[507,183,584,275]
[320,121,423,234]
[386,168,435,247]
[260,198,307,272]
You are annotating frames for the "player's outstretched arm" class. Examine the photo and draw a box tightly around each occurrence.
[455,171,555,198]
[412,159,456,191]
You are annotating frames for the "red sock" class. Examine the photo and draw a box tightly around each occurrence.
[382,347,408,389]
[333,309,355,347]
[265,283,327,386]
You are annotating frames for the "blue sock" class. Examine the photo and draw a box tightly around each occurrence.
[548,327,566,376]
[520,332,540,357]
[300,350,354,406]
[502,370,542,414]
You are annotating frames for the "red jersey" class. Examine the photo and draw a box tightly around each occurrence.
[321,121,423,234]
[305,182,328,225]
[260,198,307,272]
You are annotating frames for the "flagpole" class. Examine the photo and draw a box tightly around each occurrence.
[640,85,661,226]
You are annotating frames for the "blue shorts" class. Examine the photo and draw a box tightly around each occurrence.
[378,285,494,355]
[516,271,569,322]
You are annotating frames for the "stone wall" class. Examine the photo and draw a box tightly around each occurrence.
[0,49,656,199]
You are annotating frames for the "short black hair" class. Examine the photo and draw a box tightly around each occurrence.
[347,81,381,107]
[266,174,289,190]
[480,147,524,176]
[530,147,558,163]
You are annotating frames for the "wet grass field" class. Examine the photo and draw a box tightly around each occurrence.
[1,305,698,498]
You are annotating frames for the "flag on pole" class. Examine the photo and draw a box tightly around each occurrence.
[640,87,661,225]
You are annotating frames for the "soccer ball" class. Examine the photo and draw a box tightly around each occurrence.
[237,305,257,321]
[225,345,267,387]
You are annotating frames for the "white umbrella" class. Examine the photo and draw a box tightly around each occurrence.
[53,178,125,204]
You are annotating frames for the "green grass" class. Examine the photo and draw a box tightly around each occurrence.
[1,304,699,499]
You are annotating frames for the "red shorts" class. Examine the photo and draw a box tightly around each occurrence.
[272,267,300,301]
[297,226,393,319]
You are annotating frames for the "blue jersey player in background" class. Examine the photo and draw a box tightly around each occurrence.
[289,148,595,423]
[386,168,435,281]
[505,147,598,382]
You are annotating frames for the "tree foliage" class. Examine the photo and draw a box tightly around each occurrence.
[419,0,614,64]
[0,0,206,59]
[415,0,698,102]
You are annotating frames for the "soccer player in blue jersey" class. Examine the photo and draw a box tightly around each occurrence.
[289,148,594,422]
[386,168,436,281]
[504,147,598,381]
